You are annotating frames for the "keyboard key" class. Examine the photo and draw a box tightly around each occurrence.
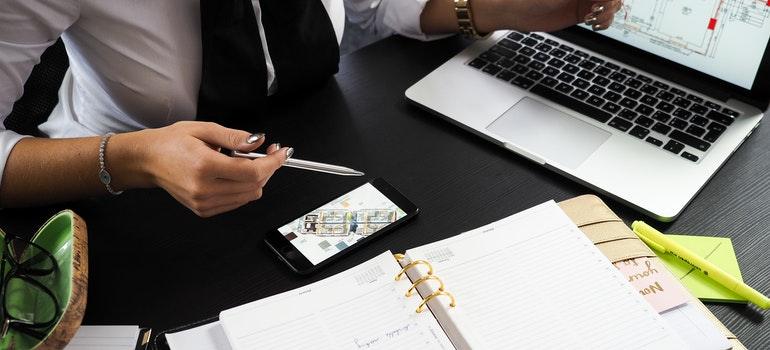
[602,102,621,114]
[589,56,605,64]
[530,84,613,123]
[653,81,670,90]
[479,51,501,62]
[629,125,650,139]
[513,55,531,64]
[557,72,575,83]
[468,58,487,69]
[519,47,536,56]
[609,117,633,131]
[708,122,727,132]
[535,43,552,53]
[636,116,654,127]
[542,66,560,77]
[594,66,612,76]
[533,52,550,62]
[522,37,538,47]
[623,89,643,99]
[635,104,654,116]
[529,33,545,40]
[577,70,596,81]
[691,115,710,127]
[610,72,627,82]
[578,60,597,70]
[559,44,575,52]
[669,117,688,130]
[556,82,574,93]
[637,75,653,84]
[686,94,704,103]
[565,54,582,64]
[656,90,675,102]
[588,85,606,96]
[490,47,514,59]
[574,50,589,58]
[689,104,708,115]
[527,61,546,71]
[640,85,659,95]
[604,91,622,102]
[570,89,589,100]
[608,82,626,93]
[722,108,740,117]
[498,40,523,52]
[512,76,535,89]
[545,38,560,46]
[625,79,643,89]
[670,87,687,96]
[512,64,529,74]
[704,129,723,143]
[550,49,567,58]
[507,32,525,41]
[525,71,544,81]
[686,124,706,137]
[619,97,638,109]
[547,58,566,68]
[541,76,559,87]
[705,110,734,125]
[586,95,605,107]
[672,108,692,120]
[657,101,675,113]
[669,130,710,151]
[498,58,515,68]
[646,137,663,147]
[640,95,659,106]
[672,97,691,108]
[619,109,638,121]
[663,140,685,154]
[681,152,699,162]
[604,62,620,70]
[482,65,502,75]
[705,101,721,110]
[652,111,671,123]
[563,64,580,74]
[573,78,590,90]
[593,76,611,86]
[620,68,636,77]
[652,122,672,135]
[496,70,516,82]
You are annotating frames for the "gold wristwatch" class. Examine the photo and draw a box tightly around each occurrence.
[453,0,483,39]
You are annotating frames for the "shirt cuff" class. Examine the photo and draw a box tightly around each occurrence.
[378,0,453,41]
[0,129,32,191]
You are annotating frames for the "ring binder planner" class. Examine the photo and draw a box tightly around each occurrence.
[394,254,458,313]
[406,275,445,297]
[395,259,434,280]
[417,290,457,313]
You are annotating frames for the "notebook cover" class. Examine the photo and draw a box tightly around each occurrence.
[558,195,745,350]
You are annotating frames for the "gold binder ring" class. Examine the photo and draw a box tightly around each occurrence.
[395,260,433,281]
[406,275,445,297]
[416,290,456,313]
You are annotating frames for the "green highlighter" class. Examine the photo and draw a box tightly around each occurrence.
[632,221,770,310]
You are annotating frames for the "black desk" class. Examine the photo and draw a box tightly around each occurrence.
[2,35,768,348]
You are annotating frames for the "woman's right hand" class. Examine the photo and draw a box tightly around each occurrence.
[111,121,291,217]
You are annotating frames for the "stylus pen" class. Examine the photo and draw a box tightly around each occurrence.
[231,151,365,177]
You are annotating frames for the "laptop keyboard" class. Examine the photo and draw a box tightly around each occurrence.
[467,31,741,163]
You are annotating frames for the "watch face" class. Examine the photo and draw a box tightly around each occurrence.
[99,169,112,184]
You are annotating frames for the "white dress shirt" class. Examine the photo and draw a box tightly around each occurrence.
[0,0,436,186]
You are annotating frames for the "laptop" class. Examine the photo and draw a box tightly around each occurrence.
[406,2,770,221]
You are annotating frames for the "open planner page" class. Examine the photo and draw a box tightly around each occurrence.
[403,201,687,349]
[219,251,455,350]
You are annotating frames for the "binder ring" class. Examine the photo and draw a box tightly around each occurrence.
[416,290,456,313]
[406,275,445,297]
[395,260,433,281]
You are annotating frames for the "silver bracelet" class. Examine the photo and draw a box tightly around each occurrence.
[98,132,123,195]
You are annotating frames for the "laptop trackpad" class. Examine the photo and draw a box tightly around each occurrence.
[486,97,611,169]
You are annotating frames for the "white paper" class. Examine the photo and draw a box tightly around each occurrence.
[166,321,232,350]
[661,302,732,350]
[65,325,139,350]
[219,251,455,350]
[403,201,687,350]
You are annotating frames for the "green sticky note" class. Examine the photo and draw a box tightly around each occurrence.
[654,235,747,303]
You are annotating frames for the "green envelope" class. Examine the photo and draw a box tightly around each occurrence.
[655,234,747,303]
[0,210,78,349]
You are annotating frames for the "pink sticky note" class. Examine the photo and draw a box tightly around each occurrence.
[614,257,690,313]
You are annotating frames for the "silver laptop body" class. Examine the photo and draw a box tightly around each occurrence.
[407,23,768,221]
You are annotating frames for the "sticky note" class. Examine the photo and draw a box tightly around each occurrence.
[655,235,746,303]
[615,257,690,312]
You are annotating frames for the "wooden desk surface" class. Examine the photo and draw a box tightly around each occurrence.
[1,35,767,348]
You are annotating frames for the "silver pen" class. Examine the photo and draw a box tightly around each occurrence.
[231,151,365,177]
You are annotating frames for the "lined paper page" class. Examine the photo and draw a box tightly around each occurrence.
[219,251,454,350]
[404,201,686,350]
[166,321,232,350]
[64,326,139,350]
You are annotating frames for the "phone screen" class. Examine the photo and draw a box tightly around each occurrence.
[275,182,408,266]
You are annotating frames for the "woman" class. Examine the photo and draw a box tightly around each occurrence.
[0,0,621,217]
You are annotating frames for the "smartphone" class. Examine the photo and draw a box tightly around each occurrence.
[264,178,419,274]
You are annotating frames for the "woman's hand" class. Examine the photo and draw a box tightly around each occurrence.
[111,121,290,217]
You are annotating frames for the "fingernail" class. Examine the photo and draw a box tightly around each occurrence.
[591,4,605,13]
[584,14,598,25]
[247,133,265,144]
[592,23,607,31]
[273,143,280,150]
[285,147,294,160]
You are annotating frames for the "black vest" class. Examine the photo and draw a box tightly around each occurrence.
[197,0,340,121]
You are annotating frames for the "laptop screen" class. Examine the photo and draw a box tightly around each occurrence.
[581,0,770,90]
